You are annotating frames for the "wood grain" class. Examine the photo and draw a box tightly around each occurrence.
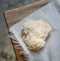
[4,0,51,61]
[4,0,51,27]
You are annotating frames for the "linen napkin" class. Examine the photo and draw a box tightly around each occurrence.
[9,2,60,61]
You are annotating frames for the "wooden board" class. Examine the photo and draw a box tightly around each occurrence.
[4,0,51,61]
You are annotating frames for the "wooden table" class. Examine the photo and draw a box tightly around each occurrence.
[4,0,51,61]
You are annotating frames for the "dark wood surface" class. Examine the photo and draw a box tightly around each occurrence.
[4,0,51,61]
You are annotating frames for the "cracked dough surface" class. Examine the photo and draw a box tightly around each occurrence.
[21,19,52,51]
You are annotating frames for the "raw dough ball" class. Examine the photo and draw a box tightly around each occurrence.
[21,19,52,51]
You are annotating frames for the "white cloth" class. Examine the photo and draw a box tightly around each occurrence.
[9,2,60,61]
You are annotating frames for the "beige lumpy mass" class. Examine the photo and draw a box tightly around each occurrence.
[21,19,52,51]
